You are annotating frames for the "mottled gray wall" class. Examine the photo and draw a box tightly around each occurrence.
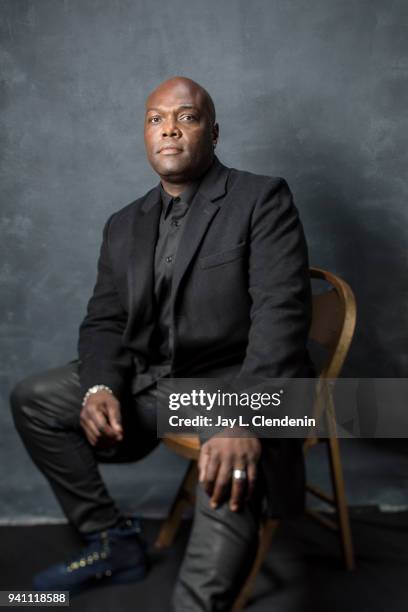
[1,0,407,520]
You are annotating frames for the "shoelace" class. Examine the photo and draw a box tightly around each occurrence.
[66,533,111,573]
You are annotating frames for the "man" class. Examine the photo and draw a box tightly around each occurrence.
[10,76,313,611]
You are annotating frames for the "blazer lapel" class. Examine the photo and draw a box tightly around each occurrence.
[171,157,230,305]
[127,185,162,323]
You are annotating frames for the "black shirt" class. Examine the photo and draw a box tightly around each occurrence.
[153,180,201,362]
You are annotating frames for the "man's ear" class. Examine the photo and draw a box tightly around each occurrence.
[212,122,219,147]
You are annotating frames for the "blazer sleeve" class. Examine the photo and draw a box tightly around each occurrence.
[77,214,133,400]
[237,177,312,379]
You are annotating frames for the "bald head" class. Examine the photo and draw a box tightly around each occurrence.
[144,76,219,194]
[146,76,216,125]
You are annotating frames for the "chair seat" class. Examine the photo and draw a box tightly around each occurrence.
[163,434,201,460]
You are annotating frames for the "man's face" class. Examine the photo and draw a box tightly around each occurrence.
[144,80,218,183]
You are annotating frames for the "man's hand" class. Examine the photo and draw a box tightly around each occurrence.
[198,432,261,512]
[79,390,123,447]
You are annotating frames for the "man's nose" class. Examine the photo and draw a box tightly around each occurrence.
[162,116,181,138]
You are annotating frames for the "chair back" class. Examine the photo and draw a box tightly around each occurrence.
[309,267,356,379]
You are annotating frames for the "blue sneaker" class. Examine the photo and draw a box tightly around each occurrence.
[33,517,148,595]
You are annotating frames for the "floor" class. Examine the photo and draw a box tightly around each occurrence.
[1,508,407,612]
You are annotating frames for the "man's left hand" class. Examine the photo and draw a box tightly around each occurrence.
[198,432,261,512]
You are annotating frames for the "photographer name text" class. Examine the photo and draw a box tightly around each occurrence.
[168,414,315,428]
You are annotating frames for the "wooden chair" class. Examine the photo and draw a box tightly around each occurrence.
[155,267,357,610]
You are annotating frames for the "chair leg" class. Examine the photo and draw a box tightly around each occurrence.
[231,519,279,611]
[155,460,197,549]
[326,436,355,570]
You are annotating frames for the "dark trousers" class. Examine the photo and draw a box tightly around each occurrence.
[10,361,263,612]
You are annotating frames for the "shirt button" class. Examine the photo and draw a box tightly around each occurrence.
[166,255,173,263]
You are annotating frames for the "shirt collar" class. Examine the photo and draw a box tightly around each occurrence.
[159,181,200,219]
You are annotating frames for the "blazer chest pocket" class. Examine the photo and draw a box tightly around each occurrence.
[199,241,247,269]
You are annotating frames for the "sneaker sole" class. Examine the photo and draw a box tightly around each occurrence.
[35,564,147,597]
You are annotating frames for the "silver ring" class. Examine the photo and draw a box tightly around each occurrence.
[232,468,247,481]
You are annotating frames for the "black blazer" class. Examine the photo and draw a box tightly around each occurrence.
[78,156,314,518]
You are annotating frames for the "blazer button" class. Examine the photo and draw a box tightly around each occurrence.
[166,255,173,263]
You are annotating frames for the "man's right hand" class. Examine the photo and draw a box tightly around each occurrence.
[79,390,123,447]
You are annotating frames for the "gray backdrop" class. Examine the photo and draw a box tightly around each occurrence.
[1,0,407,521]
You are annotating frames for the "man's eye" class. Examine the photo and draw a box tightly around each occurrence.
[180,115,196,121]
[149,116,161,123]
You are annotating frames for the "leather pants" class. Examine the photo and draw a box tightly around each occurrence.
[10,361,263,611]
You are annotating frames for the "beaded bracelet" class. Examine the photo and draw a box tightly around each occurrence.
[82,384,113,407]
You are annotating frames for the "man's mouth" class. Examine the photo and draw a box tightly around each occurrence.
[158,146,183,155]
